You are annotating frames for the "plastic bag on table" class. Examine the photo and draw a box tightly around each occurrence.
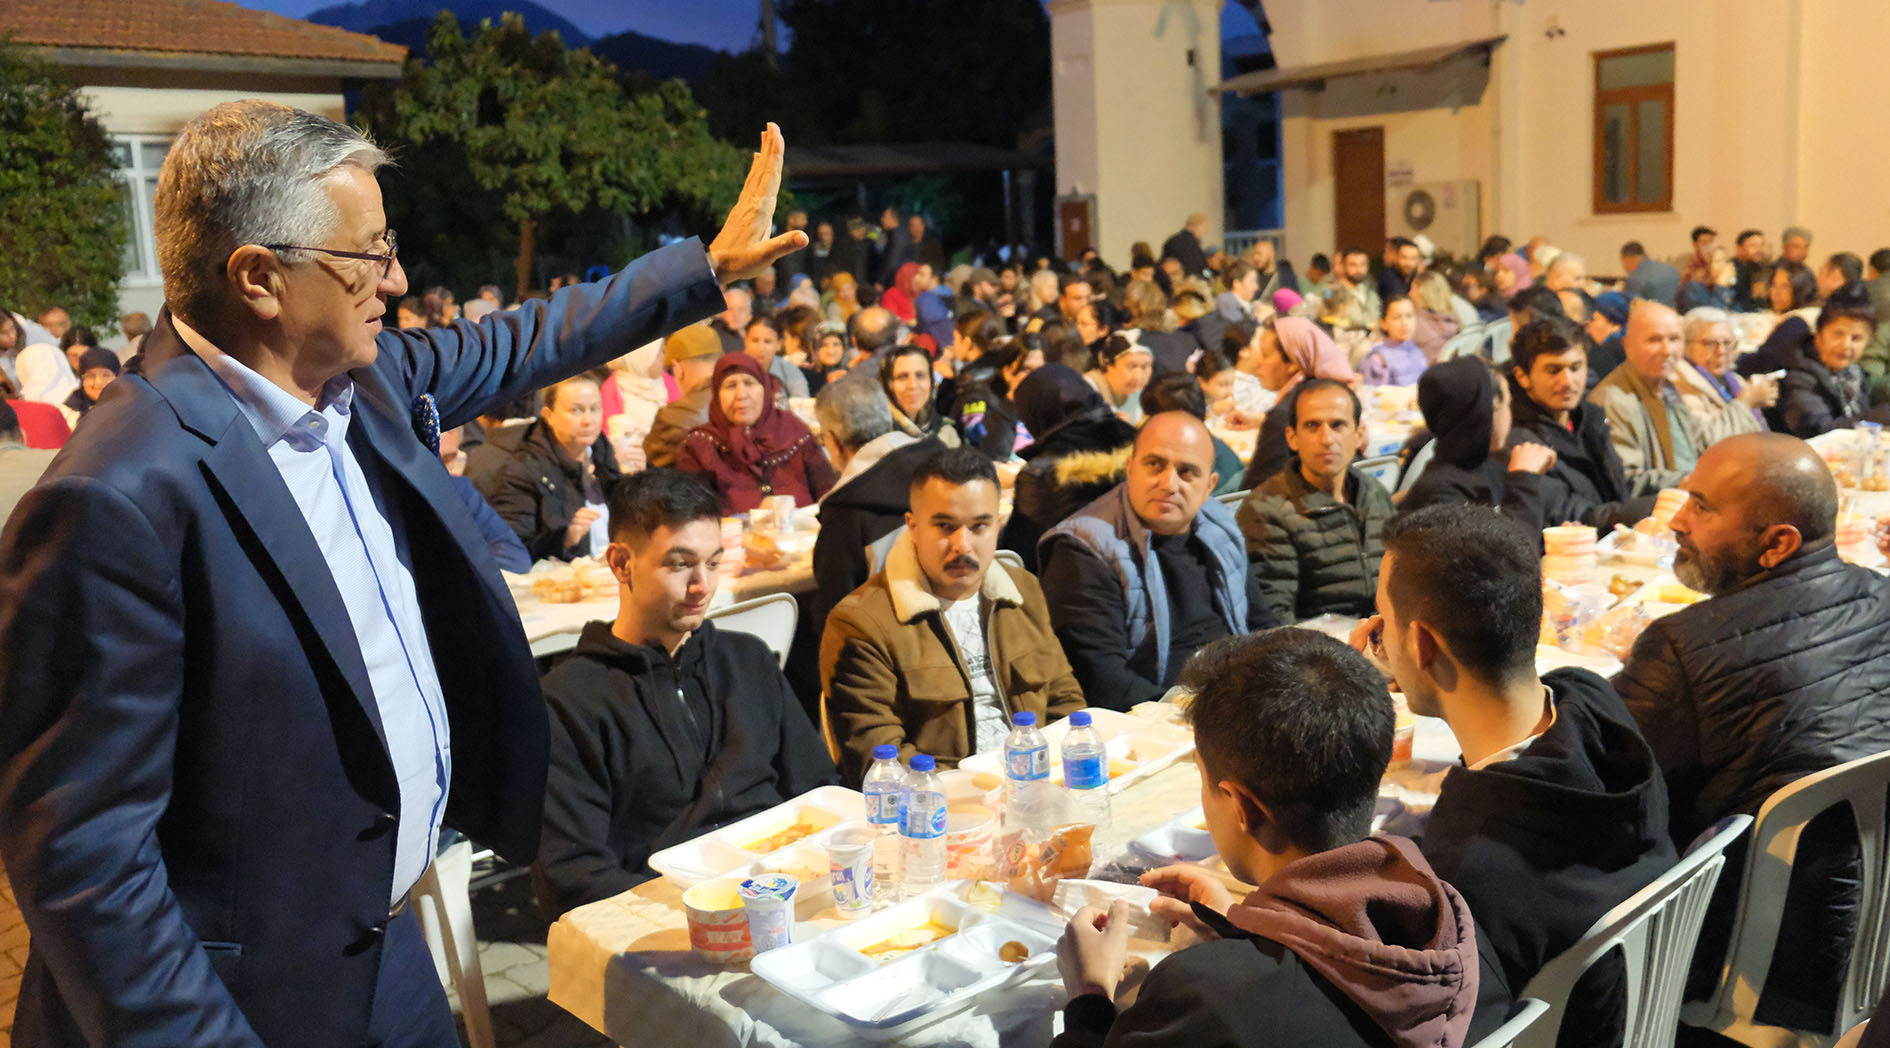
[994,822,1095,904]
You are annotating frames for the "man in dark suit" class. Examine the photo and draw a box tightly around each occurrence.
[0,99,803,1047]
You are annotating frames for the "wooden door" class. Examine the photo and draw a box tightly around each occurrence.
[1058,197,1094,262]
[1332,127,1386,255]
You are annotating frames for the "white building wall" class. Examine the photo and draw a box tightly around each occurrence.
[1266,0,1890,273]
[1051,0,1224,265]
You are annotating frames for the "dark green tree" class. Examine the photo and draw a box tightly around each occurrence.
[357,13,747,299]
[0,42,126,327]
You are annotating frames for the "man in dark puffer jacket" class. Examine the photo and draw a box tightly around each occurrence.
[1616,433,1890,1031]
[1239,380,1393,623]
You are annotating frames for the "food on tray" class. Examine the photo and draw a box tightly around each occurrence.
[860,919,955,960]
[1000,823,1096,901]
[1608,574,1639,598]
[1580,603,1656,659]
[998,940,1031,964]
[1657,583,1705,604]
[763,854,826,885]
[526,558,616,603]
[742,531,786,571]
[744,818,820,853]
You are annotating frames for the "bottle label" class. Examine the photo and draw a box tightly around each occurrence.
[903,796,946,838]
[866,787,901,825]
[1064,753,1109,791]
[1005,745,1048,781]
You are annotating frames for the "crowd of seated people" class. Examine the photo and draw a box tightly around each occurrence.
[16,203,1890,1046]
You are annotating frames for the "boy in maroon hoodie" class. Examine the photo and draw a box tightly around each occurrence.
[1054,629,1481,1047]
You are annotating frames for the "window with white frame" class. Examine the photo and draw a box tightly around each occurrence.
[111,136,172,283]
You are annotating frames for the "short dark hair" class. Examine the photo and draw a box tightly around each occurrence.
[0,400,19,443]
[1380,294,1414,319]
[1193,347,1233,381]
[1182,630,1393,854]
[1508,284,1567,328]
[1827,252,1866,286]
[745,314,781,337]
[1059,272,1092,294]
[1620,241,1647,259]
[1389,236,1416,251]
[954,312,1006,355]
[1736,229,1764,246]
[1478,236,1513,261]
[908,445,999,501]
[1309,253,1332,272]
[1690,225,1716,242]
[1382,504,1542,682]
[606,469,721,546]
[1339,247,1370,264]
[1222,260,1255,286]
[1817,282,1879,336]
[58,325,98,351]
[1139,372,1208,420]
[1510,316,1583,374]
[1285,378,1362,426]
[1130,253,1157,271]
[1869,249,1890,276]
[1220,319,1257,360]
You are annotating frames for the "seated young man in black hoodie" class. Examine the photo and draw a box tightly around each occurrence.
[531,470,839,919]
[1505,317,1656,530]
[1354,504,1677,1046]
[1053,628,1481,1048]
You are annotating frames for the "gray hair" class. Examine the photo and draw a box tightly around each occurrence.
[1683,306,1733,344]
[1546,252,1584,279]
[814,374,895,451]
[1783,225,1813,245]
[155,100,389,326]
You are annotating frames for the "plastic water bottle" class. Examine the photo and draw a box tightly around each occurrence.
[862,744,905,903]
[1002,711,1050,808]
[899,755,948,899]
[1060,711,1113,827]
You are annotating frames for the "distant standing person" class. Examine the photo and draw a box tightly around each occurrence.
[1160,212,1211,278]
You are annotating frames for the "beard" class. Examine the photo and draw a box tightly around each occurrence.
[1674,537,1760,595]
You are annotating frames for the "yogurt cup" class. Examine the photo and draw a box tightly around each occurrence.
[739,873,799,953]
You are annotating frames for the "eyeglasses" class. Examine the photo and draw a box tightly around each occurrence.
[262,229,399,279]
[1695,338,1737,351]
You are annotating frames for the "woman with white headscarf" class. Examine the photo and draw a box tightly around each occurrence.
[16,343,79,426]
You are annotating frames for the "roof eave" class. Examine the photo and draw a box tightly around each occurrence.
[1212,34,1505,96]
[25,45,407,80]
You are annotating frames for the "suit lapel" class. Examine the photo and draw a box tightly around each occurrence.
[142,312,392,759]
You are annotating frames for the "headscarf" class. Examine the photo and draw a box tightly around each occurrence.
[1496,253,1534,298]
[702,352,810,470]
[878,347,953,443]
[17,343,77,405]
[882,262,921,324]
[1418,358,1497,471]
[1273,316,1356,387]
[825,272,861,323]
[1013,362,1108,441]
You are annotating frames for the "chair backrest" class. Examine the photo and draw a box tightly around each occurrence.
[1468,999,1551,1048]
[817,692,842,767]
[705,592,798,668]
[1396,438,1437,496]
[994,549,1024,572]
[1516,814,1753,1048]
[1355,454,1402,492]
[1483,318,1514,365]
[1681,749,1890,1046]
[1437,325,1487,362]
[1215,488,1249,508]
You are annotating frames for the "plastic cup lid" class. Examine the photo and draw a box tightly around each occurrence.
[873,744,898,759]
[1011,711,1037,727]
[910,754,936,771]
[1068,711,1092,727]
[738,873,799,902]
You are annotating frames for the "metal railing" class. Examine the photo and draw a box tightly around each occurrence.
[1221,228,1286,260]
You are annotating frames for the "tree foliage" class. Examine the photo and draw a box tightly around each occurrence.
[357,13,746,297]
[0,43,126,327]
[699,0,1050,148]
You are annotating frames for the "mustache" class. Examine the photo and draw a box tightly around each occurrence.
[945,555,980,572]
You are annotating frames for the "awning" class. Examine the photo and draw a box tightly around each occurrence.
[784,143,1048,180]
[1212,34,1505,95]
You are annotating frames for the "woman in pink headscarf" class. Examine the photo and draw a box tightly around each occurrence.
[1492,253,1534,298]
[1242,316,1361,484]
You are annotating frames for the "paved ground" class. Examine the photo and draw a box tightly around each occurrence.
[0,868,612,1048]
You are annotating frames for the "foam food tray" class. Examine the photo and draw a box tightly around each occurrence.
[647,784,865,887]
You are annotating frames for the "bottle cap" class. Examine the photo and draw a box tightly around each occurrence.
[909,754,936,772]
[873,744,897,760]
[1068,710,1092,727]
[1011,711,1037,727]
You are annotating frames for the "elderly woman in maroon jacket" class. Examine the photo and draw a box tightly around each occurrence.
[679,352,837,514]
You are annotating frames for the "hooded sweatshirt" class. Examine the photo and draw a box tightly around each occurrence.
[1419,668,1677,1048]
[1056,835,1480,1048]
[531,620,839,919]
[1400,359,1545,536]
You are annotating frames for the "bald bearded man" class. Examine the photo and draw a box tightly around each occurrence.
[1615,434,1890,1031]
[1039,412,1275,710]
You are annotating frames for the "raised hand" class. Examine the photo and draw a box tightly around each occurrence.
[706,123,809,286]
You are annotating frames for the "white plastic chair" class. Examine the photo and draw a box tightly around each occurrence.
[1469,998,1551,1048]
[1396,439,1436,497]
[1437,324,1488,362]
[1215,488,1250,508]
[994,549,1025,572]
[413,838,494,1048]
[1355,454,1402,492]
[1681,749,1890,1047]
[706,592,799,667]
[1512,814,1753,1048]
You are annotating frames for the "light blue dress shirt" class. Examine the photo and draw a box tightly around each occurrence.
[185,325,451,906]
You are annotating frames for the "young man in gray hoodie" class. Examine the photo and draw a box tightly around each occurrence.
[1053,628,1482,1048]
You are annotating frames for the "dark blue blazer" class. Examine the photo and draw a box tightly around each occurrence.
[0,241,721,1047]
